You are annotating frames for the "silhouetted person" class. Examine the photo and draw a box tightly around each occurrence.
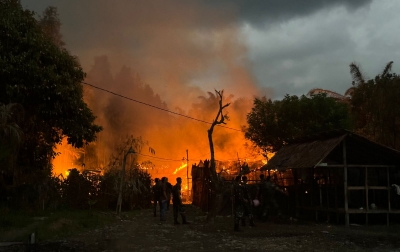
[152,178,161,217]
[263,175,287,221]
[166,180,172,211]
[255,174,267,221]
[232,175,244,231]
[241,175,255,227]
[172,177,188,224]
[159,177,168,221]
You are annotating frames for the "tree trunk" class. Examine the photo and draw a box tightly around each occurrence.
[205,90,230,223]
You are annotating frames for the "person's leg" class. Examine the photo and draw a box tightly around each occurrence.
[179,205,188,224]
[248,204,255,226]
[167,198,170,211]
[234,204,241,231]
[153,198,157,217]
[249,212,255,226]
[242,203,250,226]
[160,200,167,221]
[173,202,179,224]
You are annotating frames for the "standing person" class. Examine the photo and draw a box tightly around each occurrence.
[241,175,255,227]
[152,178,161,217]
[172,177,189,224]
[255,174,267,221]
[159,177,168,221]
[264,175,287,220]
[232,175,244,231]
[166,179,173,211]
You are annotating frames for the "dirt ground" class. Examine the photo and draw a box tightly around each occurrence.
[2,205,400,252]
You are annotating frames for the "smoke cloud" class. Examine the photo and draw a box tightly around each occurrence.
[45,0,272,180]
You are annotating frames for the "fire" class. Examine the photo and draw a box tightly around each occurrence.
[172,163,187,175]
[52,138,83,176]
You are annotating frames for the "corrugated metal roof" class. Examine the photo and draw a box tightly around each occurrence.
[261,134,346,170]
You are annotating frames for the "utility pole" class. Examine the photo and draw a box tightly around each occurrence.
[186,149,189,200]
[116,146,135,215]
[237,152,241,175]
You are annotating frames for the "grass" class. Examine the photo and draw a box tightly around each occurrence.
[0,208,117,243]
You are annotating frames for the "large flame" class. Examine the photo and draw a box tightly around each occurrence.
[52,138,84,176]
[172,163,188,175]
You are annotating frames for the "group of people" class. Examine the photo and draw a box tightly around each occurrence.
[232,174,287,231]
[151,174,285,230]
[152,177,189,225]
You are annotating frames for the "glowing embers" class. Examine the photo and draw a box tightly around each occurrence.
[172,162,187,175]
[138,164,151,170]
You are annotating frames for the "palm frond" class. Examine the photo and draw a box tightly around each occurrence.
[0,103,24,144]
[349,62,365,86]
[381,61,394,77]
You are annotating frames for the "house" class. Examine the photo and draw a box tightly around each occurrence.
[261,130,400,226]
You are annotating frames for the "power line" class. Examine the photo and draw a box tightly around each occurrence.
[136,152,182,162]
[81,81,242,132]
[137,151,263,164]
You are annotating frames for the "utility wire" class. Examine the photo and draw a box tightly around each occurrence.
[137,152,263,164]
[81,81,242,132]
[136,152,182,162]
[81,81,260,163]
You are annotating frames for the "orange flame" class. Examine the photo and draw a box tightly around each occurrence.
[172,163,187,175]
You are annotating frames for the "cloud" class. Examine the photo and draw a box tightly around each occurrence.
[23,0,260,109]
[201,0,372,27]
[21,0,374,102]
[21,0,400,177]
[242,0,400,99]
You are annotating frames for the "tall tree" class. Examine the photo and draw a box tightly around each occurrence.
[0,103,24,183]
[206,90,230,223]
[0,103,24,151]
[245,94,351,156]
[38,6,65,48]
[0,0,101,181]
[349,61,400,149]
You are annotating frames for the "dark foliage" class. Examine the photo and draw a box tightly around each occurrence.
[245,94,351,156]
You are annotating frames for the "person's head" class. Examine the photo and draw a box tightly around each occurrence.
[154,178,160,184]
[165,177,168,183]
[161,177,166,183]
[176,177,182,184]
[242,175,248,184]
[235,175,241,182]
[260,174,265,180]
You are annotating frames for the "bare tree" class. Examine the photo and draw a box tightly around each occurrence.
[206,90,230,223]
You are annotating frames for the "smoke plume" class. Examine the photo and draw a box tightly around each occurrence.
[50,0,273,181]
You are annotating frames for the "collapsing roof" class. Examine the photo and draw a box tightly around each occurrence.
[261,130,400,171]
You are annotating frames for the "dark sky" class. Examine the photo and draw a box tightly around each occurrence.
[19,0,400,173]
[21,0,399,100]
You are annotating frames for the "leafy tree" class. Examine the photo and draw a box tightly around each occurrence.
[0,103,24,160]
[245,94,351,156]
[38,6,65,48]
[0,1,101,182]
[349,61,400,149]
[61,168,91,209]
[100,136,153,211]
